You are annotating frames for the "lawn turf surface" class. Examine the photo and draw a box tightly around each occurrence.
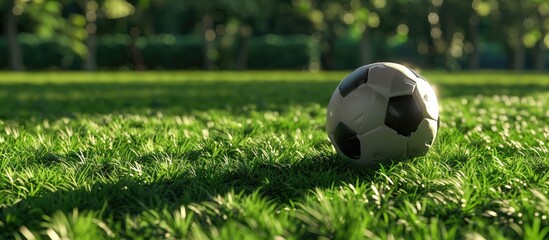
[0,71,548,239]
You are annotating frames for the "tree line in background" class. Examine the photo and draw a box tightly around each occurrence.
[0,0,548,71]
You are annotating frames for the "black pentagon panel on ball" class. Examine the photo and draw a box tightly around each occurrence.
[385,95,423,137]
[338,66,371,97]
[333,122,361,159]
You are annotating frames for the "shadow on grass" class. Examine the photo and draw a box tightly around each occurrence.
[0,81,337,120]
[0,151,382,235]
[0,81,547,120]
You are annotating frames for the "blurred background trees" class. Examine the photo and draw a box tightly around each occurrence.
[0,0,547,71]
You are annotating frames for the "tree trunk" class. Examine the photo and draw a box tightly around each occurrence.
[84,32,97,71]
[444,24,456,71]
[534,42,546,71]
[130,27,145,70]
[202,14,216,70]
[468,14,480,70]
[360,28,372,66]
[5,0,24,71]
[84,0,97,71]
[308,34,321,71]
[512,0,525,71]
[534,11,547,71]
[322,35,336,70]
[235,25,252,71]
[426,32,436,69]
[511,27,525,71]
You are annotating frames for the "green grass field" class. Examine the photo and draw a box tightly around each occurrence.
[0,71,547,239]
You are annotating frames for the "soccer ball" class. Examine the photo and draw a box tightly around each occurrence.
[326,62,440,164]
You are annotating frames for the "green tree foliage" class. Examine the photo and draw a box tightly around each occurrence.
[0,0,547,70]
[16,0,87,67]
[182,0,274,70]
[292,0,352,70]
